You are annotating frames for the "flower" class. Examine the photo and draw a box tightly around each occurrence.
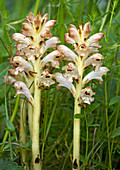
[84,53,104,71]
[3,76,16,85]
[78,87,95,105]
[82,67,109,86]
[40,50,61,68]
[62,63,79,82]
[14,81,34,105]
[10,56,33,75]
[57,45,78,64]
[54,73,76,96]
[39,70,55,87]
[65,22,104,55]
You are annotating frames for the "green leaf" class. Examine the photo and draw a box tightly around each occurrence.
[111,127,120,138]
[0,62,9,85]
[0,158,23,170]
[6,120,15,132]
[73,114,85,119]
[109,96,120,106]
[89,124,100,127]
[87,114,94,126]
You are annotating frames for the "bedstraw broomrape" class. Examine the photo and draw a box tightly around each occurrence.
[54,22,109,170]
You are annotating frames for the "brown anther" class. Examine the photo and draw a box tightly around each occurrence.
[30,36,33,41]
[46,75,50,78]
[55,56,59,58]
[80,56,83,60]
[67,68,72,71]
[39,41,44,47]
[20,87,22,90]
[76,43,78,46]
[96,59,100,61]
[85,91,90,95]
[41,19,45,25]
[36,26,39,31]
[84,38,87,41]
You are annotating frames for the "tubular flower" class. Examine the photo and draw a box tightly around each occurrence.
[78,87,95,105]
[54,73,76,96]
[62,63,79,82]
[14,81,34,105]
[39,70,55,87]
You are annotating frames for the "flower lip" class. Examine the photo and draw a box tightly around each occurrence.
[57,45,78,64]
[40,50,61,68]
[82,67,109,86]
[54,73,76,96]
[78,87,95,105]
[62,63,79,82]
[14,81,34,105]
[84,53,105,70]
[39,70,55,87]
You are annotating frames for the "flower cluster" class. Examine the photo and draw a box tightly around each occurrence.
[7,11,60,104]
[55,22,109,106]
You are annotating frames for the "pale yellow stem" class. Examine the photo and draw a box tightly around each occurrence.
[20,99,28,170]
[28,103,33,138]
[73,59,83,170]
[32,59,41,170]
[27,79,34,138]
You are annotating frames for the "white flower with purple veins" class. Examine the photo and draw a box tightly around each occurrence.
[54,73,76,96]
[39,70,55,87]
[14,81,34,105]
[11,56,33,75]
[78,87,95,105]
[40,50,61,68]
[62,63,79,82]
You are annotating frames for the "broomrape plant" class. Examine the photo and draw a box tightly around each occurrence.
[2,11,109,170]
[55,22,109,169]
[4,11,61,170]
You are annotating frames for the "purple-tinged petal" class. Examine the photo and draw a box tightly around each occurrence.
[82,67,109,86]
[44,20,56,29]
[8,69,22,81]
[62,63,79,82]
[84,53,104,70]
[57,45,78,64]
[3,76,16,85]
[74,44,91,60]
[54,73,76,96]
[12,56,33,74]
[39,70,55,87]
[78,87,95,105]
[14,81,34,105]
[83,22,91,39]
[87,33,104,46]
[13,33,31,45]
[45,37,61,50]
[68,24,81,44]
[64,33,75,45]
[41,50,61,68]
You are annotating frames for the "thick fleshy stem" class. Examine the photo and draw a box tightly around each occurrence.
[32,58,41,170]
[73,59,83,170]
